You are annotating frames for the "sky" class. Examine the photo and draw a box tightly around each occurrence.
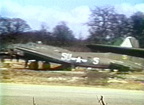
[0,0,144,38]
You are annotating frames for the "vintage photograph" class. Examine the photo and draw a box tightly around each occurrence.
[0,0,144,105]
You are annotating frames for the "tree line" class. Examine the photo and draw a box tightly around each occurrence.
[0,6,144,50]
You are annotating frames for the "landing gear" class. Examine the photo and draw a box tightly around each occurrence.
[24,59,74,71]
[29,60,39,70]
[25,60,51,70]
[41,62,50,70]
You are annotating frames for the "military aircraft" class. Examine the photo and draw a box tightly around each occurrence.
[9,36,143,71]
[0,36,143,71]
[14,43,110,70]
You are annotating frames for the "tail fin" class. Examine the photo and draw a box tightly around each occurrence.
[120,36,139,48]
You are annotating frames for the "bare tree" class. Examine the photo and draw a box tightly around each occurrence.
[0,17,30,35]
[0,17,31,49]
[130,12,144,48]
[87,6,132,44]
[52,21,76,46]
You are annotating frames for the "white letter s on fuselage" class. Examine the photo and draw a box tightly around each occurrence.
[93,57,100,64]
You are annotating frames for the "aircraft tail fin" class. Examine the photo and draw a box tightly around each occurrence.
[120,36,139,48]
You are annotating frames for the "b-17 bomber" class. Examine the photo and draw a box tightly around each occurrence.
[1,37,144,71]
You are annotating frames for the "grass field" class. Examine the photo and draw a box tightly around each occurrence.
[0,59,144,90]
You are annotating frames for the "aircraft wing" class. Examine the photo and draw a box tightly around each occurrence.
[87,44,144,58]
[16,47,71,64]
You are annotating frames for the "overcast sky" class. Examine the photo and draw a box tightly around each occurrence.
[0,0,144,38]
